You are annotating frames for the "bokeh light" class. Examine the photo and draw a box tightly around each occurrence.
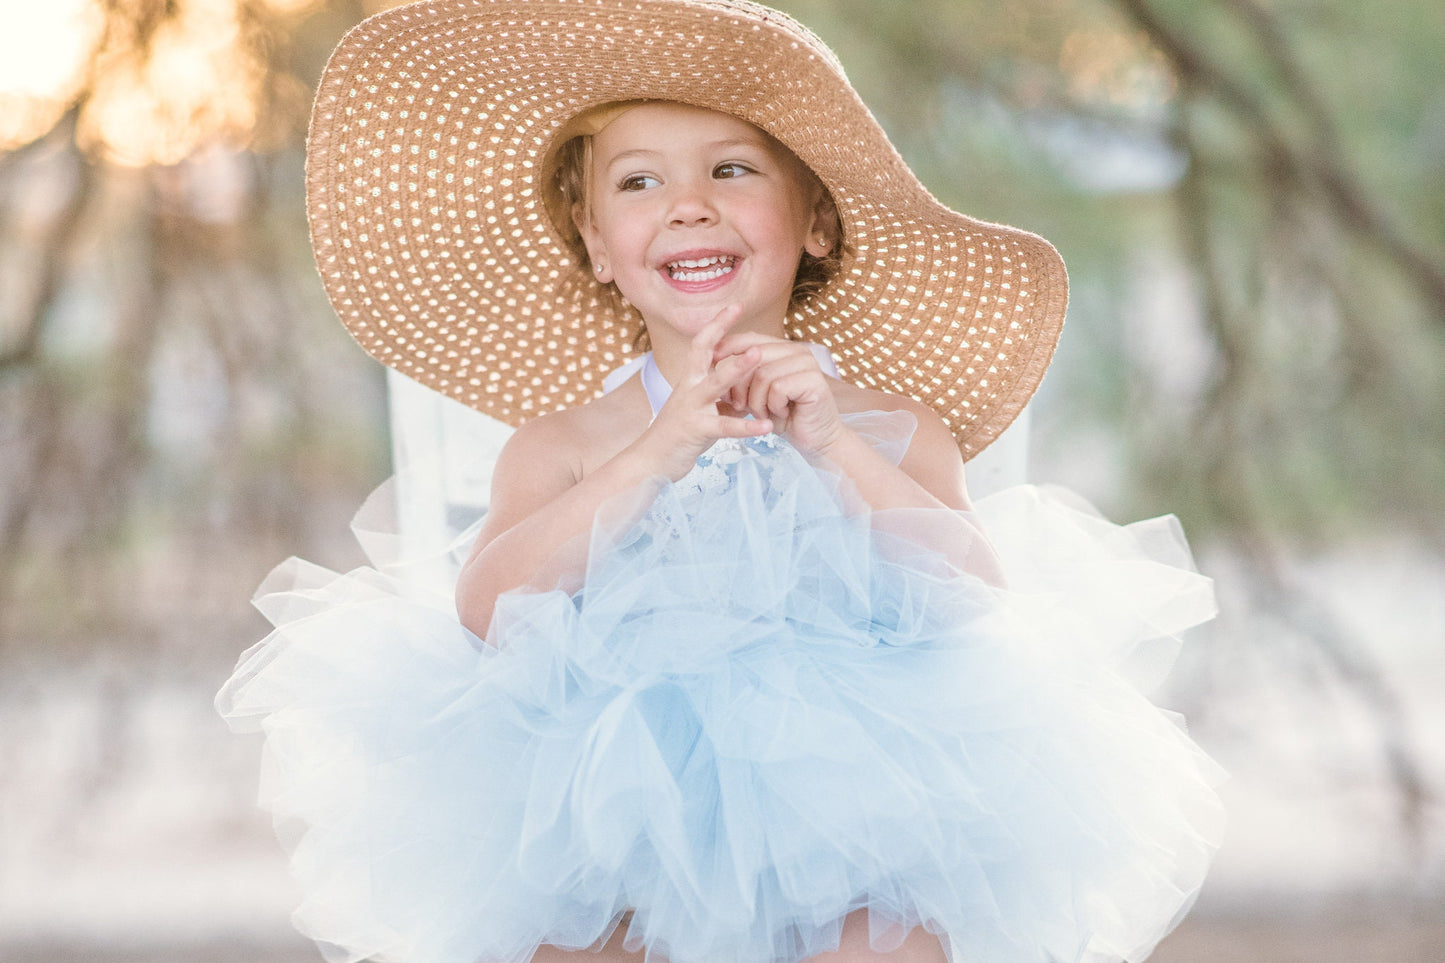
[81,0,268,166]
[0,0,344,164]
[0,0,103,150]
[1059,26,1176,111]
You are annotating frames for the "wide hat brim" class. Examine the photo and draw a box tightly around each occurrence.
[306,0,1068,458]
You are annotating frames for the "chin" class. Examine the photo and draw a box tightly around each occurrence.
[632,290,793,344]
[644,303,741,339]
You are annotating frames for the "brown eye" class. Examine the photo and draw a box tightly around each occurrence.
[713,163,754,179]
[619,174,661,191]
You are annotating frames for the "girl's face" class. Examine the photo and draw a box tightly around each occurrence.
[575,102,835,344]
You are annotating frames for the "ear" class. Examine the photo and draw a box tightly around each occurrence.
[803,192,839,258]
[572,203,613,283]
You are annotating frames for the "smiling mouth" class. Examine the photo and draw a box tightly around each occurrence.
[665,255,737,282]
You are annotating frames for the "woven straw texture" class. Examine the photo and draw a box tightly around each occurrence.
[306,0,1068,458]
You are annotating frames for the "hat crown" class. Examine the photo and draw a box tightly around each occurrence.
[686,0,847,75]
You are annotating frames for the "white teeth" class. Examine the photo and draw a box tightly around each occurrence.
[667,255,735,281]
[675,266,730,281]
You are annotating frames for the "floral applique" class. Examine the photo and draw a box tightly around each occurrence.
[676,433,782,498]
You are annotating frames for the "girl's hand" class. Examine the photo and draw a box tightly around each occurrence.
[631,307,775,479]
[713,332,847,455]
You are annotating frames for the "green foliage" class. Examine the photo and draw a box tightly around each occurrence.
[775,0,1445,540]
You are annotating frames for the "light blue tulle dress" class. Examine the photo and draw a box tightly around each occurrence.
[218,355,1224,963]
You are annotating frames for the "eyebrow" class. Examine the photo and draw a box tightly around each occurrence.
[601,137,771,170]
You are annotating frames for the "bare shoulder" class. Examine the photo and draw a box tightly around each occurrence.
[492,407,583,483]
[829,379,972,509]
[475,380,649,549]
[829,379,927,418]
[494,380,647,484]
[829,380,958,448]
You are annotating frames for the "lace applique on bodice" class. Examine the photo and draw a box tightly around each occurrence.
[676,433,784,498]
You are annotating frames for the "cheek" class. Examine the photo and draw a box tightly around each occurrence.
[593,210,649,257]
[768,208,814,257]
[773,189,819,242]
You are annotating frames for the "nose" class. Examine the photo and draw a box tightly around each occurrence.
[666,176,718,228]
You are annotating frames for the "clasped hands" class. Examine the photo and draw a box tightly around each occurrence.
[639,306,849,480]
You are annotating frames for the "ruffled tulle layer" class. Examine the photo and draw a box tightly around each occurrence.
[218,414,1223,963]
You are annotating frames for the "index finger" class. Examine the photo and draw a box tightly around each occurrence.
[712,329,780,360]
[684,305,742,381]
[714,331,819,371]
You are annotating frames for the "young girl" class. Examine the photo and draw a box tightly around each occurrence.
[219,2,1223,962]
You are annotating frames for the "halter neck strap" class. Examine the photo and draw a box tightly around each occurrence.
[640,354,672,417]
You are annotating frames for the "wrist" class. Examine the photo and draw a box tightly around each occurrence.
[800,420,860,464]
[621,425,698,482]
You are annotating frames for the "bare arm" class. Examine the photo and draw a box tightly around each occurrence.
[455,417,652,639]
[811,401,1007,586]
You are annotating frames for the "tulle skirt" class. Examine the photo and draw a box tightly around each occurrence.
[218,414,1223,963]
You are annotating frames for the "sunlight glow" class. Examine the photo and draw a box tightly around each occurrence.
[0,0,331,162]
[79,0,264,166]
[260,0,326,13]
[0,0,102,149]
[1059,28,1176,112]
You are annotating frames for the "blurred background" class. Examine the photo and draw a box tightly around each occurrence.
[0,0,1441,960]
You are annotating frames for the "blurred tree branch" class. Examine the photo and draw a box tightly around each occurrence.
[1121,0,1439,829]
[0,0,386,645]
[0,110,94,372]
[1117,0,1445,316]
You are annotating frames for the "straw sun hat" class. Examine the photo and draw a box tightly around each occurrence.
[306,0,1068,458]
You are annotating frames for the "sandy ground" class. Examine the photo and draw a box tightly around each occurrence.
[1154,912,1445,962]
[5,910,1445,963]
